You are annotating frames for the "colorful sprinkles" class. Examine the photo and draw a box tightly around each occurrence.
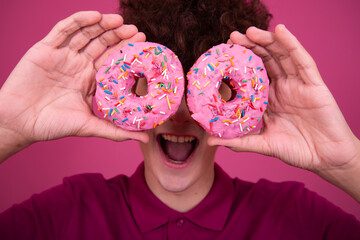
[186,43,269,138]
[94,42,184,131]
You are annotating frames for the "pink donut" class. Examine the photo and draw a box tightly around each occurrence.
[95,42,185,131]
[186,43,269,139]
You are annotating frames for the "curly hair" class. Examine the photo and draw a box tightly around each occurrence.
[119,0,272,73]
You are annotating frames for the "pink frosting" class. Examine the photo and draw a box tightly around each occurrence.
[187,43,269,139]
[94,42,185,131]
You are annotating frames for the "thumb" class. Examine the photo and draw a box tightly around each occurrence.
[79,116,149,143]
[208,133,270,155]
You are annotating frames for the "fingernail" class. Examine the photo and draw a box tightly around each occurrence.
[230,31,241,40]
[278,24,288,32]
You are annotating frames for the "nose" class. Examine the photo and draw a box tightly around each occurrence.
[169,94,192,125]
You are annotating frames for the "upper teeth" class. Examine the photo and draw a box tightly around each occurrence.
[162,134,195,143]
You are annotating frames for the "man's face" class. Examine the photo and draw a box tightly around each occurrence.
[135,62,235,195]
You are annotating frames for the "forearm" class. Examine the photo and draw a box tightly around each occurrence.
[317,137,360,203]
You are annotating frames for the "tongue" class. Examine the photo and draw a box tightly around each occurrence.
[163,140,194,162]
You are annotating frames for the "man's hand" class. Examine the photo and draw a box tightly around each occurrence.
[209,25,360,200]
[0,11,149,161]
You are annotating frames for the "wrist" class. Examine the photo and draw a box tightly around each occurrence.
[0,126,33,163]
[316,138,360,202]
[0,88,36,160]
[0,101,33,162]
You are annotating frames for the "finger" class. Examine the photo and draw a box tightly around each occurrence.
[68,14,124,51]
[42,11,103,47]
[245,26,299,79]
[207,133,270,155]
[227,39,233,44]
[230,31,285,80]
[93,32,146,70]
[80,117,149,143]
[274,24,324,85]
[81,24,141,62]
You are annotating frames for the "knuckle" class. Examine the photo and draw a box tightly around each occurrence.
[98,34,109,47]
[54,18,76,36]
[80,27,93,39]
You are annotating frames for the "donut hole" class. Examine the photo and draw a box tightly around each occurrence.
[219,78,237,102]
[132,76,148,96]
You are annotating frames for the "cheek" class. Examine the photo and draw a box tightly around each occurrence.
[218,79,237,101]
[193,132,218,164]
[133,76,148,96]
[139,130,157,159]
[199,140,217,162]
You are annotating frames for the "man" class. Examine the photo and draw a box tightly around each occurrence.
[0,0,359,238]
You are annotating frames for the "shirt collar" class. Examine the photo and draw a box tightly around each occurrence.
[128,162,234,232]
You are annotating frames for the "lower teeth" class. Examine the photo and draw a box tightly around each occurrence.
[170,159,185,164]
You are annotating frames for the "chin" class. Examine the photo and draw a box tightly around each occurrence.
[158,173,196,193]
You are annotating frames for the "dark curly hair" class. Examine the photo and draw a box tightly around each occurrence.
[119,0,272,74]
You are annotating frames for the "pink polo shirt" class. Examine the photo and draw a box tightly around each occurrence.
[0,162,359,239]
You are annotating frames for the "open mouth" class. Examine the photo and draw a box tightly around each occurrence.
[158,134,198,165]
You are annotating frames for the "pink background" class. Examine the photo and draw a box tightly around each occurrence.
[0,0,359,219]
